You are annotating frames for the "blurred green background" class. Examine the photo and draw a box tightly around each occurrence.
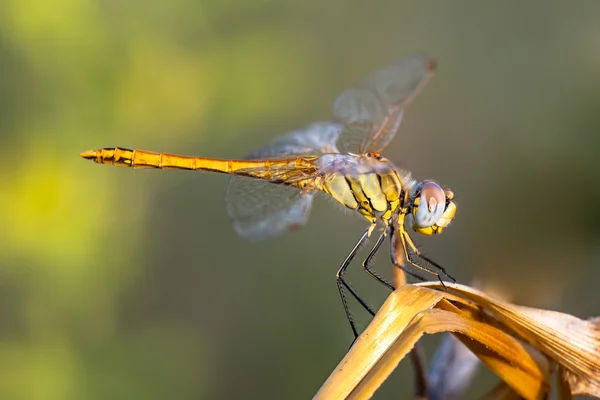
[1,0,600,399]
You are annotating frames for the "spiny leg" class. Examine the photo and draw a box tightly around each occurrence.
[400,231,443,286]
[393,262,429,282]
[389,224,430,282]
[400,229,456,287]
[402,229,456,283]
[361,230,395,291]
[336,224,377,339]
[417,252,456,283]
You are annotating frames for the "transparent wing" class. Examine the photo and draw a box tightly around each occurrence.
[333,54,436,155]
[246,121,341,159]
[226,175,316,241]
[225,123,338,241]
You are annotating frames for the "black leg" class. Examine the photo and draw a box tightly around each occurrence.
[362,230,395,291]
[390,224,429,282]
[400,229,456,286]
[418,252,456,283]
[336,225,377,339]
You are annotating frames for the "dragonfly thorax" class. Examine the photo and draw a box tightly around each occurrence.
[317,154,412,223]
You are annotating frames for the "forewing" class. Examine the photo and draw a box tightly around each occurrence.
[225,123,337,241]
[333,54,436,154]
[246,122,341,159]
[226,175,316,241]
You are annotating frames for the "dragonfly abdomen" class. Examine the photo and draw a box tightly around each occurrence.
[80,147,233,171]
[81,147,162,169]
[80,147,320,184]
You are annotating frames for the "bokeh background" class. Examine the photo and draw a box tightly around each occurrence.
[1,1,599,399]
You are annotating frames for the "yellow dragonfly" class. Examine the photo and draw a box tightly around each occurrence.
[81,54,457,339]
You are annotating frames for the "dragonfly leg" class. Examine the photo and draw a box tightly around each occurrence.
[361,230,395,291]
[400,229,456,286]
[391,257,429,282]
[336,224,377,339]
[394,263,429,282]
[389,224,429,282]
[417,252,456,283]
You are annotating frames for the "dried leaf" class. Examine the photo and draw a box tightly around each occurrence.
[315,283,599,399]
[421,282,600,397]
[315,285,552,400]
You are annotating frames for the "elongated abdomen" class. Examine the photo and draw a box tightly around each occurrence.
[80,147,318,183]
[81,147,241,171]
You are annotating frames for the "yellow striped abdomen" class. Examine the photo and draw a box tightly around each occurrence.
[80,147,319,185]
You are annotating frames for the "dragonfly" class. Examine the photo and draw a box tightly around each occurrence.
[81,54,457,339]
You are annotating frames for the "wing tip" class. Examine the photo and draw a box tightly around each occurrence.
[426,58,437,73]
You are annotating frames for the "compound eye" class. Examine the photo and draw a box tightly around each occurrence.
[413,182,446,228]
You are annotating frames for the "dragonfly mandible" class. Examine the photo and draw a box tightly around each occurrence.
[81,54,457,339]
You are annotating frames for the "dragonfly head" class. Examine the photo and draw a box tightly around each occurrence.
[409,181,456,236]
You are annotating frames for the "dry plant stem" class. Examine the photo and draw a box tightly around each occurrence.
[393,232,426,399]
[392,229,408,289]
[409,344,428,399]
